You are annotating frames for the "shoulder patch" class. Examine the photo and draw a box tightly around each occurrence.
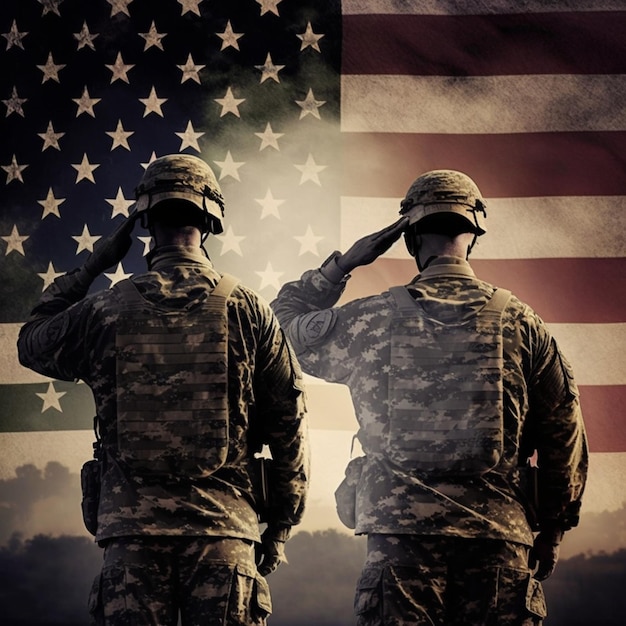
[291,309,338,348]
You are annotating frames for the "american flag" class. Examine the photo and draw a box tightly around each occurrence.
[1,0,625,522]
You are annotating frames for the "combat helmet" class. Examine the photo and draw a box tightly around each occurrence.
[134,154,225,234]
[400,170,487,236]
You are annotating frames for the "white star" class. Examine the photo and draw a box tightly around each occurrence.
[214,87,245,117]
[38,121,65,151]
[36,382,66,413]
[37,262,64,290]
[73,86,101,117]
[39,0,64,17]
[255,189,284,219]
[72,224,101,254]
[215,225,245,256]
[255,53,285,83]
[256,0,282,17]
[37,52,66,83]
[104,262,133,287]
[2,154,28,184]
[254,123,284,151]
[177,53,205,84]
[178,0,203,16]
[175,120,205,152]
[38,187,65,219]
[296,88,326,120]
[2,20,28,50]
[138,235,152,256]
[213,151,244,181]
[2,225,29,256]
[2,86,27,117]
[106,187,134,218]
[217,20,243,51]
[140,152,159,169]
[255,261,283,291]
[71,154,99,183]
[294,225,324,256]
[297,21,324,52]
[73,21,99,51]
[139,86,167,117]
[106,119,134,150]
[105,52,135,83]
[294,153,326,185]
[107,0,133,17]
[139,21,166,51]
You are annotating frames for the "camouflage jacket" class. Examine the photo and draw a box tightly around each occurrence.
[18,245,309,544]
[272,255,588,545]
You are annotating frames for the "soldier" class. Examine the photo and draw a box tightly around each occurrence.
[17,153,309,626]
[271,170,588,625]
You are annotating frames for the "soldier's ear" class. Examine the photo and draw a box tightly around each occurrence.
[404,230,419,257]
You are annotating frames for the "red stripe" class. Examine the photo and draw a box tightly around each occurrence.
[339,258,626,324]
[341,131,626,198]
[342,12,626,76]
[579,386,626,453]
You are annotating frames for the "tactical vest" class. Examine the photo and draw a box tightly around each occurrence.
[113,274,238,478]
[387,285,511,475]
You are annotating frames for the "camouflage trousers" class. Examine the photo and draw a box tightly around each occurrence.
[354,534,546,626]
[88,536,271,626]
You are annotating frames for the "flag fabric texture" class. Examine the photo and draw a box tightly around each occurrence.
[1,1,625,510]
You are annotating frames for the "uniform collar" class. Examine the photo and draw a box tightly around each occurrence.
[148,245,214,271]
[415,255,475,280]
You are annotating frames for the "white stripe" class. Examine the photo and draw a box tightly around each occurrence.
[547,323,626,386]
[342,0,626,15]
[0,323,51,384]
[340,196,626,259]
[341,74,626,134]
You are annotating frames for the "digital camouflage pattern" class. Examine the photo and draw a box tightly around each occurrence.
[89,536,271,626]
[114,275,235,478]
[18,244,309,545]
[355,534,546,626]
[399,169,488,235]
[272,255,588,545]
[134,153,225,234]
[386,285,510,474]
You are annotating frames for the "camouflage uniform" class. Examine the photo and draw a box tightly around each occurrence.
[18,245,309,625]
[272,254,588,625]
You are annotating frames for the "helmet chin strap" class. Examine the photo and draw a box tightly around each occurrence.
[412,234,436,272]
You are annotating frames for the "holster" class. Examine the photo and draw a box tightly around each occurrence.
[80,457,101,536]
[252,455,273,524]
[81,418,102,536]
[334,456,366,530]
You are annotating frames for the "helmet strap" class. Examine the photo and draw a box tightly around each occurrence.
[466,233,478,259]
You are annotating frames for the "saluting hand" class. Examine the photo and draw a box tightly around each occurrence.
[84,212,139,277]
[337,216,409,274]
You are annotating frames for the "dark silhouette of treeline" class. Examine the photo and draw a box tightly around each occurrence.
[1,530,625,625]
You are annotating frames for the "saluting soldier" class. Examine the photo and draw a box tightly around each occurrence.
[271,170,587,626]
[18,153,309,626]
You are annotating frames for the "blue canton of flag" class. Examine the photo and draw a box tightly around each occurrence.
[0,0,341,432]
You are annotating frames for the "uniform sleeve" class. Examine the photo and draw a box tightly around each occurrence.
[17,268,94,381]
[270,255,350,380]
[526,330,589,532]
[253,303,310,531]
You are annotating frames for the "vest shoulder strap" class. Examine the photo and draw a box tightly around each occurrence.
[389,286,416,313]
[212,273,239,300]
